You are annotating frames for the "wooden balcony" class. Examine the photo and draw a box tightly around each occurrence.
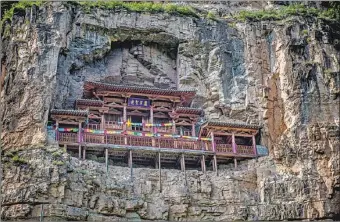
[56,132,256,157]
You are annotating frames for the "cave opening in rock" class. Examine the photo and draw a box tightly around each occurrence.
[107,40,178,89]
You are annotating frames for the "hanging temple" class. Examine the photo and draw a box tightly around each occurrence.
[48,81,269,171]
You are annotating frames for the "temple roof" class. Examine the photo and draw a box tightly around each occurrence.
[83,81,196,97]
[176,107,203,115]
[51,109,88,117]
[76,99,104,107]
[202,121,260,129]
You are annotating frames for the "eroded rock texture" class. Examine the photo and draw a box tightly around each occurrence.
[1,2,339,221]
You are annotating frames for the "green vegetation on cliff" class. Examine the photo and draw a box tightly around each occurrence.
[234,3,340,22]
[1,1,42,23]
[77,1,198,17]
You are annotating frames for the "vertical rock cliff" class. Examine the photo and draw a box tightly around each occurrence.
[1,2,339,221]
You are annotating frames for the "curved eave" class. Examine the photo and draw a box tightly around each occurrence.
[50,109,88,117]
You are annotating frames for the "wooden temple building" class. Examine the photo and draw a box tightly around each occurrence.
[48,81,264,172]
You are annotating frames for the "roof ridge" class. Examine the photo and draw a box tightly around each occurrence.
[85,81,196,92]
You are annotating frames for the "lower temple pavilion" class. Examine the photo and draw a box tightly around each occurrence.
[48,81,268,171]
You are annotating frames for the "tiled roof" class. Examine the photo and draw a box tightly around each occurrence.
[203,121,260,129]
[76,99,103,107]
[51,109,88,117]
[83,81,196,97]
[176,107,203,115]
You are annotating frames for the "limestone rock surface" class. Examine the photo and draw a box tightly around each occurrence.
[1,2,339,221]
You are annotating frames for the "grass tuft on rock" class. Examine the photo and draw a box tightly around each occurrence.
[234,3,339,22]
[1,1,43,23]
[12,155,28,164]
[77,1,198,17]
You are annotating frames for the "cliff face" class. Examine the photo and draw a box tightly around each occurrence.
[1,2,339,221]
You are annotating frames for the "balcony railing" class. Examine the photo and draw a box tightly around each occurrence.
[55,131,256,156]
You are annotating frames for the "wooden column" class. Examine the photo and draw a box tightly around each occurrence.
[83,147,86,160]
[101,114,105,130]
[252,135,257,157]
[172,119,177,149]
[232,132,237,169]
[151,105,155,147]
[55,120,59,142]
[101,114,105,143]
[128,150,133,182]
[78,145,81,159]
[180,154,185,172]
[128,150,132,168]
[158,152,162,193]
[105,148,108,173]
[191,122,196,137]
[123,103,127,145]
[211,131,217,172]
[211,131,215,152]
[78,122,82,143]
[201,155,206,173]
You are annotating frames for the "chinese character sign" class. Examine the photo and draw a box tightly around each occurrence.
[128,98,150,108]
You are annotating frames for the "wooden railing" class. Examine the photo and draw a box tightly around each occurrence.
[216,144,233,153]
[87,124,101,130]
[106,134,125,145]
[105,121,123,130]
[58,132,78,143]
[56,132,256,156]
[236,145,254,155]
[127,136,153,147]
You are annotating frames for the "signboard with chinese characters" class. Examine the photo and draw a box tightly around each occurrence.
[128,97,150,108]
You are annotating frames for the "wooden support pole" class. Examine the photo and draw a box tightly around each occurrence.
[123,103,127,145]
[234,158,238,169]
[151,105,155,147]
[213,154,217,173]
[128,150,133,182]
[155,155,159,169]
[211,131,215,152]
[78,121,82,143]
[158,152,162,193]
[63,144,67,153]
[78,145,81,159]
[232,132,236,154]
[180,154,185,172]
[191,122,196,137]
[201,155,206,173]
[101,114,105,130]
[55,120,59,142]
[83,147,86,160]
[128,150,132,168]
[105,148,108,173]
